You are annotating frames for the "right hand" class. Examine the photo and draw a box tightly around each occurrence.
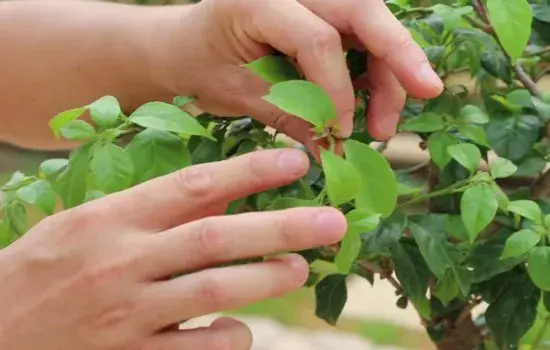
[0,148,346,350]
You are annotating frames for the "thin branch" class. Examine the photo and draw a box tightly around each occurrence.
[358,261,402,293]
[524,46,550,58]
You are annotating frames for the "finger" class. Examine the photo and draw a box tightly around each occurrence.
[142,207,346,279]
[84,149,309,232]
[365,56,407,140]
[247,0,355,137]
[299,0,443,99]
[144,254,309,327]
[144,317,252,350]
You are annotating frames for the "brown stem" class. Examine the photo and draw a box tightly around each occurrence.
[456,298,483,325]
[358,261,402,293]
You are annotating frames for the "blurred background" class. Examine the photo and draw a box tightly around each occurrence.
[1,0,549,349]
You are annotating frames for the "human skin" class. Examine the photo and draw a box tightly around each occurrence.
[0,0,443,349]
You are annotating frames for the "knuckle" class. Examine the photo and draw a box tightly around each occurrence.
[90,300,137,331]
[174,165,212,198]
[197,276,229,309]
[193,218,227,259]
[276,214,296,248]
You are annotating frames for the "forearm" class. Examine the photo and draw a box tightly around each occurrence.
[0,1,188,150]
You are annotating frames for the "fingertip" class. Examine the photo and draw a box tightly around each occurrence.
[315,207,348,243]
[277,253,309,285]
[276,148,310,177]
[367,111,399,141]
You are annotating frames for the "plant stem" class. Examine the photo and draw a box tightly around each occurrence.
[533,316,550,350]
[397,178,470,209]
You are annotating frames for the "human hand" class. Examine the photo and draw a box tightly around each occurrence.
[169,0,444,150]
[0,148,346,350]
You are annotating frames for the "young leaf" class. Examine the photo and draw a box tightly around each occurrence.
[129,102,214,140]
[335,210,381,274]
[54,144,91,209]
[267,197,318,210]
[321,150,361,207]
[16,180,56,215]
[507,200,542,223]
[430,4,473,30]
[0,220,13,248]
[90,143,134,194]
[1,171,34,191]
[344,140,398,217]
[461,185,498,243]
[263,81,336,132]
[39,159,68,178]
[315,274,348,326]
[60,120,96,141]
[490,157,518,179]
[88,95,121,127]
[126,129,191,184]
[527,247,550,290]
[6,202,27,236]
[49,107,87,138]
[428,131,459,169]
[457,124,489,147]
[491,183,510,212]
[447,143,481,173]
[500,229,541,260]
[486,0,533,63]
[458,105,489,124]
[399,112,447,132]
[243,55,300,84]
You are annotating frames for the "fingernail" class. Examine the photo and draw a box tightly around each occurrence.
[417,61,444,90]
[315,209,347,242]
[277,149,307,173]
[279,254,308,284]
[334,112,354,138]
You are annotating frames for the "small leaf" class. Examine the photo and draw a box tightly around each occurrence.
[431,4,473,30]
[399,113,447,132]
[335,210,381,274]
[243,55,300,84]
[507,200,542,223]
[457,124,489,147]
[6,202,27,236]
[49,107,87,138]
[267,197,318,210]
[88,95,121,127]
[486,114,540,163]
[490,157,518,179]
[1,171,33,191]
[486,0,533,63]
[500,229,541,260]
[428,131,459,169]
[344,140,398,216]
[54,144,91,209]
[447,143,481,172]
[173,96,195,107]
[129,102,214,140]
[39,159,68,178]
[90,143,134,193]
[16,180,56,215]
[321,150,361,207]
[491,183,510,212]
[263,80,336,131]
[461,185,498,243]
[361,211,406,256]
[315,274,348,325]
[60,120,96,140]
[433,267,471,306]
[527,247,550,290]
[458,105,489,124]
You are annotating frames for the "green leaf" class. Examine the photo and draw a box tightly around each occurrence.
[321,150,361,207]
[486,114,540,163]
[84,190,105,202]
[129,102,214,140]
[315,274,348,326]
[262,80,336,131]
[55,144,91,209]
[486,272,540,348]
[16,180,56,215]
[491,183,510,212]
[390,241,432,318]
[527,247,550,290]
[243,55,300,84]
[486,0,533,63]
[431,4,472,30]
[267,197,318,211]
[126,129,191,184]
[428,131,459,169]
[335,210,381,274]
[457,124,489,147]
[0,220,13,248]
[445,215,470,242]
[361,211,406,256]
[490,157,518,179]
[173,96,195,107]
[458,105,489,124]
[39,159,68,178]
[90,143,134,194]
[49,107,87,138]
[544,292,550,313]
[447,143,481,172]
[1,171,33,191]
[88,95,121,127]
[344,140,398,217]
[433,267,472,305]
[60,120,96,140]
[500,229,541,260]
[6,202,27,236]
[507,199,542,223]
[461,185,498,243]
[399,113,447,132]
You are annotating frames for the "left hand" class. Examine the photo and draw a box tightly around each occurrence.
[168,0,444,150]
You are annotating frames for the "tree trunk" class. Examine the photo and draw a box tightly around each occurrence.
[435,314,483,350]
